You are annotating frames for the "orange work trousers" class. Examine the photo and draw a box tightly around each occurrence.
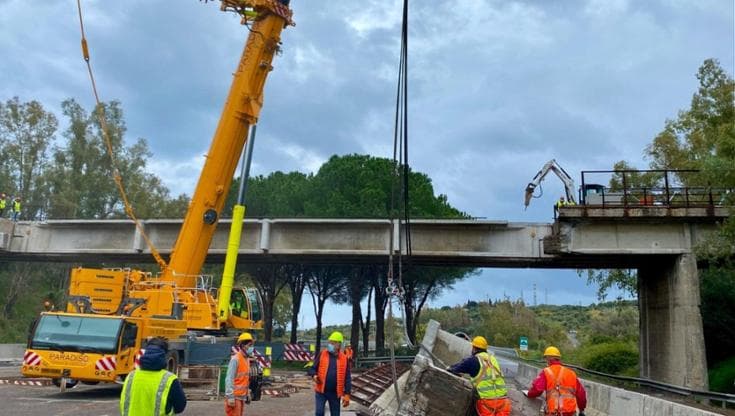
[476,397,511,416]
[225,398,245,416]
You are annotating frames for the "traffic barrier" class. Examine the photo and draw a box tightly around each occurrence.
[282,343,314,362]
[252,348,271,372]
[0,378,50,386]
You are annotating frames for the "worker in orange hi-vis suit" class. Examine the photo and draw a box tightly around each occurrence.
[225,332,255,416]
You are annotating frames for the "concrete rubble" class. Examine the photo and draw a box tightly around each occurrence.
[369,320,520,416]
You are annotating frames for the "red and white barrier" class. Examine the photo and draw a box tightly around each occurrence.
[282,344,314,362]
[252,349,271,371]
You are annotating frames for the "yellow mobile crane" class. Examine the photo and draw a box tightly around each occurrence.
[21,0,293,388]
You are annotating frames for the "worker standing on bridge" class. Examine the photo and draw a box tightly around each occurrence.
[309,331,352,416]
[120,337,187,415]
[525,346,587,416]
[11,196,21,221]
[225,332,255,416]
[448,336,511,416]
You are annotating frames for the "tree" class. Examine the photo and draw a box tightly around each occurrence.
[306,265,349,352]
[593,59,734,300]
[400,266,477,344]
[241,264,288,342]
[332,267,372,354]
[286,264,309,344]
[647,59,734,177]
[224,171,312,218]
[370,269,390,354]
[305,154,466,219]
[591,60,735,379]
[45,100,181,219]
[0,97,57,219]
[579,269,637,301]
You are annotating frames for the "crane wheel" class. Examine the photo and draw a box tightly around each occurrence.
[52,378,78,390]
[166,351,179,374]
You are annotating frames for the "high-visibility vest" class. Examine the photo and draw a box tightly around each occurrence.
[120,369,177,416]
[543,365,578,414]
[314,349,348,397]
[0,199,5,210]
[12,200,20,212]
[232,352,250,398]
[470,352,507,400]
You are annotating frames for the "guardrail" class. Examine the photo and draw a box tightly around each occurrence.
[518,357,735,409]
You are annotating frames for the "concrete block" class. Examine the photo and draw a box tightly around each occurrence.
[0,344,25,361]
[585,380,611,414]
[397,355,474,416]
[369,372,409,415]
[607,389,645,416]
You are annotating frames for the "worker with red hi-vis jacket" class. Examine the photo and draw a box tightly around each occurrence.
[525,346,587,416]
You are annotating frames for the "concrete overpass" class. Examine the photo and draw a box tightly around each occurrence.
[0,207,726,268]
[0,206,730,391]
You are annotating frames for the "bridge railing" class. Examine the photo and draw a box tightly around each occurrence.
[579,169,733,208]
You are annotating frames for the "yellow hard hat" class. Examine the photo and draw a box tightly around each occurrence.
[471,336,488,350]
[237,332,254,343]
[543,346,561,358]
[328,331,344,343]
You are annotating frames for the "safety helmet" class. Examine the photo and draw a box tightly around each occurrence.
[471,336,488,350]
[328,331,344,343]
[543,346,561,358]
[237,332,254,343]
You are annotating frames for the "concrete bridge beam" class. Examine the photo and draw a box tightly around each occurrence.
[638,253,708,390]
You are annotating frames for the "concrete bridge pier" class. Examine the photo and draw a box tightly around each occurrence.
[638,253,708,389]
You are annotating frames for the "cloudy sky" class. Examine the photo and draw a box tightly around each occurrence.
[1,0,733,327]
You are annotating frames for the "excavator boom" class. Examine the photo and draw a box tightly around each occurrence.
[524,159,577,208]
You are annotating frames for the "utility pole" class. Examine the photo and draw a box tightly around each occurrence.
[533,283,537,307]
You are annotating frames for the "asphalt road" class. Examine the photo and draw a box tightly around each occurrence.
[0,366,356,416]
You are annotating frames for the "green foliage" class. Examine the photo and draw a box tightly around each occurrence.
[577,342,638,375]
[700,267,735,365]
[708,355,735,394]
[0,97,57,219]
[421,300,570,351]
[45,99,184,219]
[584,303,639,344]
[579,269,637,301]
[608,161,663,191]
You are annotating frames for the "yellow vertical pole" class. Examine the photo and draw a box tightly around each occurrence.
[264,346,272,377]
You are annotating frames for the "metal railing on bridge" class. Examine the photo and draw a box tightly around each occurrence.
[579,169,732,209]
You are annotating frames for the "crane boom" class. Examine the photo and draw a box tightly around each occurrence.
[524,159,577,208]
[163,0,293,288]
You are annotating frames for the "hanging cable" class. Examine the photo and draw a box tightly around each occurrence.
[385,0,411,412]
[76,0,168,270]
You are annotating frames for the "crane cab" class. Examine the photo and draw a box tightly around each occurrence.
[226,287,263,330]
